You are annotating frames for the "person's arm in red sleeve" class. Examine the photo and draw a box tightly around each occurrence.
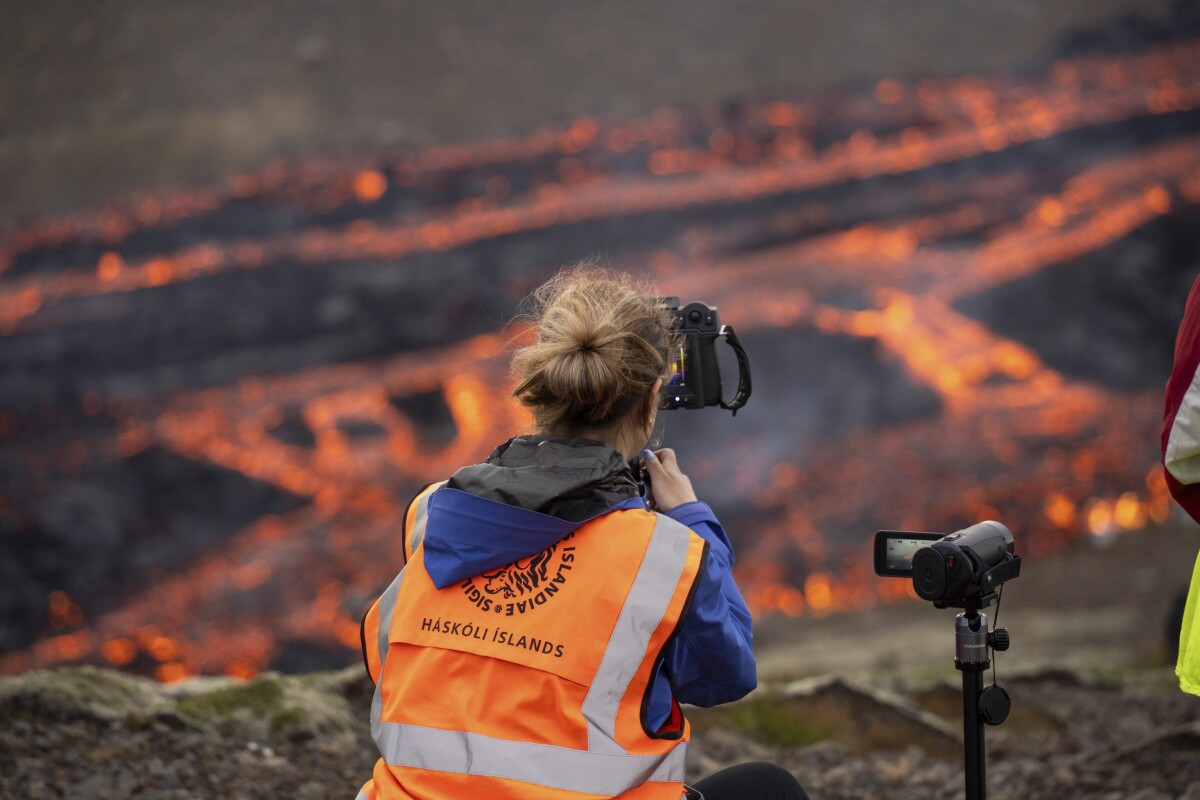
[1163,273,1200,521]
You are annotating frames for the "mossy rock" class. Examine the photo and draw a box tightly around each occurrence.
[714,696,834,748]
[0,666,171,723]
[690,695,834,748]
[691,677,960,759]
[171,670,365,745]
[0,665,373,747]
[175,675,286,721]
[778,676,960,758]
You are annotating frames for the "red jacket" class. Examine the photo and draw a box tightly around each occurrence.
[1163,274,1200,518]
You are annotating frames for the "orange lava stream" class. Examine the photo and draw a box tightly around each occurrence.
[4,39,1197,677]
[9,139,1180,674]
[3,40,1200,333]
[637,135,1191,616]
[1,333,535,679]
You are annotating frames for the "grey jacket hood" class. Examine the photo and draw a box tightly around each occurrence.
[420,435,645,588]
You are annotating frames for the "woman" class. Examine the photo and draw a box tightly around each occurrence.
[357,268,808,800]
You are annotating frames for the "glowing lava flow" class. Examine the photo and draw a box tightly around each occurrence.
[2,38,1198,680]
[3,40,1200,332]
[5,333,534,680]
[677,140,1192,614]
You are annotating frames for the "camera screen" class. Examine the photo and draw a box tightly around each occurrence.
[873,530,942,577]
[667,343,689,388]
[884,537,931,572]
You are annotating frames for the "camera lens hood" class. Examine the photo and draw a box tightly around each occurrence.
[912,546,947,601]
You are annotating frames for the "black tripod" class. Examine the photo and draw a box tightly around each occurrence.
[953,593,1012,800]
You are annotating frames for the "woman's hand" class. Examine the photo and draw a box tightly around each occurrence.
[642,448,698,513]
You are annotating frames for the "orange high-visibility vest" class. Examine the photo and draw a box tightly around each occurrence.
[358,483,708,800]
[361,482,446,685]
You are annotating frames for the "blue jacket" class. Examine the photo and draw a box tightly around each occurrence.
[417,435,757,729]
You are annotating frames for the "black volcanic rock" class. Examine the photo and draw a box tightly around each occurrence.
[267,410,317,449]
[0,255,520,410]
[0,446,307,653]
[665,325,942,506]
[954,210,1200,391]
[389,389,458,449]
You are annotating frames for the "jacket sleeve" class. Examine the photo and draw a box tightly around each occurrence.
[661,501,757,707]
[1164,274,1200,521]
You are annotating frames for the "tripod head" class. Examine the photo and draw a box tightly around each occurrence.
[944,591,996,614]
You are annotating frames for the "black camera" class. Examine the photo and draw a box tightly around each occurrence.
[660,298,751,415]
[876,521,1023,796]
[874,521,1021,608]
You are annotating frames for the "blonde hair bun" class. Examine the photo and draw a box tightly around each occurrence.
[512,267,676,432]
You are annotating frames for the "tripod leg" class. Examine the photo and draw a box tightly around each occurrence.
[962,667,986,800]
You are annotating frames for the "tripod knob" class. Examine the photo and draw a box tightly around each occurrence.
[989,627,1010,652]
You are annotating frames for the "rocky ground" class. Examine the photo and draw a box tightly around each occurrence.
[1,660,1197,799]
[3,523,1200,800]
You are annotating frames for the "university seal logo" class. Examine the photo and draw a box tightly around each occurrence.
[459,534,577,616]
[484,545,556,599]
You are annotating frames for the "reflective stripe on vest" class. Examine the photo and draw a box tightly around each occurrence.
[405,481,445,562]
[372,722,688,795]
[371,510,702,797]
[368,483,442,714]
[581,516,693,754]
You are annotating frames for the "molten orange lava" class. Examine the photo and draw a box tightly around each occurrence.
[2,38,1196,680]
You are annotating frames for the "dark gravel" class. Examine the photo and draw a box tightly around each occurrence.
[2,664,1198,799]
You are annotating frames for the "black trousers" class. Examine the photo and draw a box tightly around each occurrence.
[688,762,810,800]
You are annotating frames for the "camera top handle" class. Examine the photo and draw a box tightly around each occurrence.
[718,325,752,416]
